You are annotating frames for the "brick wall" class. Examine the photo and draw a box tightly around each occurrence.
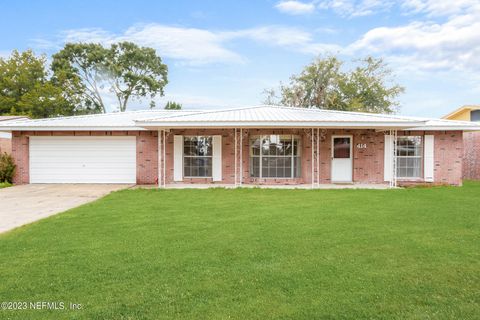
[11,129,464,186]
[11,131,158,185]
[396,130,463,185]
[463,131,480,180]
[164,129,236,184]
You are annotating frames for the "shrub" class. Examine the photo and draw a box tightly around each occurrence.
[0,152,16,183]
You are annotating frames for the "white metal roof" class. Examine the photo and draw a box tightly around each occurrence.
[0,109,200,131]
[135,105,480,130]
[0,105,479,131]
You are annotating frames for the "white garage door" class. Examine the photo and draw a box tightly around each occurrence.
[29,136,136,183]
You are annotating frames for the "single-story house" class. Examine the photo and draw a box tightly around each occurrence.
[0,116,29,154]
[443,105,480,180]
[0,105,479,187]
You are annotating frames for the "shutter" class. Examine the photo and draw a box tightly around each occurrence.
[212,135,222,181]
[424,135,434,182]
[384,135,393,182]
[173,135,183,181]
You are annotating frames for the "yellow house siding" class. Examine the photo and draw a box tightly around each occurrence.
[443,105,480,121]
[448,109,471,121]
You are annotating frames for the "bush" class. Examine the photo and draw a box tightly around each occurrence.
[0,152,16,183]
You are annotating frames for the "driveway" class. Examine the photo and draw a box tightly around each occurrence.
[0,184,131,234]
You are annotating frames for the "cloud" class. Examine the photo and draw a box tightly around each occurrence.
[59,25,243,65]
[317,0,394,18]
[348,3,480,72]
[36,24,340,65]
[122,24,244,65]
[275,1,315,15]
[401,0,479,17]
[222,26,313,47]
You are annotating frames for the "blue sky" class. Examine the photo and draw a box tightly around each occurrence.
[1,0,479,117]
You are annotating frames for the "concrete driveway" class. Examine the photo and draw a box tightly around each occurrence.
[0,184,131,234]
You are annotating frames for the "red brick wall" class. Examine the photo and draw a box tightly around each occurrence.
[463,131,480,180]
[10,129,464,186]
[396,130,463,186]
[136,131,158,184]
[11,131,158,185]
[11,132,29,184]
[164,129,236,185]
[432,131,463,185]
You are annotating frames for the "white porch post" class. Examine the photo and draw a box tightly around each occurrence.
[163,130,166,187]
[311,128,314,188]
[317,128,320,187]
[240,128,243,185]
[158,130,162,188]
[157,129,167,188]
[389,129,398,188]
[234,128,237,186]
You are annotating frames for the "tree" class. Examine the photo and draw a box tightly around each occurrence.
[51,42,168,113]
[164,101,182,110]
[0,50,83,118]
[51,43,108,113]
[264,55,404,114]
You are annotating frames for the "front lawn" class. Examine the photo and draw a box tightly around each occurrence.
[0,182,479,319]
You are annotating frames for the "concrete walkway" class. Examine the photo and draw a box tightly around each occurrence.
[0,184,131,234]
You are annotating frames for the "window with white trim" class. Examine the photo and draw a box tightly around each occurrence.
[250,135,301,178]
[396,136,422,178]
[184,136,212,177]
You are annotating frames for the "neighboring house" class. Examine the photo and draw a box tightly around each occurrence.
[443,105,480,180]
[0,106,479,187]
[0,116,29,154]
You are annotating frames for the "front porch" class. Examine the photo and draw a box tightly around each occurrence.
[154,183,390,189]
[156,128,393,188]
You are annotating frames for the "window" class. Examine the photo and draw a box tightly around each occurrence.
[396,136,422,178]
[471,110,480,122]
[184,136,212,177]
[250,135,301,178]
[333,137,351,159]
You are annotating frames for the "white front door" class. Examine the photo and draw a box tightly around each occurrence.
[331,136,353,183]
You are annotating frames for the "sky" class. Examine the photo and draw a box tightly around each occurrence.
[1,0,479,117]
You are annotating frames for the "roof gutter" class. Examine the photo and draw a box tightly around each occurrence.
[135,120,427,129]
[0,126,147,131]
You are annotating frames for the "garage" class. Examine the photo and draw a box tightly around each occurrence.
[29,136,136,183]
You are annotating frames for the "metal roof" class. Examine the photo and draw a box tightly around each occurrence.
[0,109,200,131]
[0,105,479,131]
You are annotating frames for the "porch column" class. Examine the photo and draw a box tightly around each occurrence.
[158,130,162,188]
[310,128,320,188]
[157,129,167,188]
[234,128,237,186]
[317,128,320,188]
[389,129,398,188]
[311,128,314,188]
[240,128,243,185]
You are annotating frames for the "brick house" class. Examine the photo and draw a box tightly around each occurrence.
[0,106,478,187]
[0,116,29,154]
[443,105,480,180]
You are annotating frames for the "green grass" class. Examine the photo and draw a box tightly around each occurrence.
[0,182,11,188]
[1,182,479,319]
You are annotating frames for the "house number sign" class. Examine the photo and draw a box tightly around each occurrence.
[356,143,367,149]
